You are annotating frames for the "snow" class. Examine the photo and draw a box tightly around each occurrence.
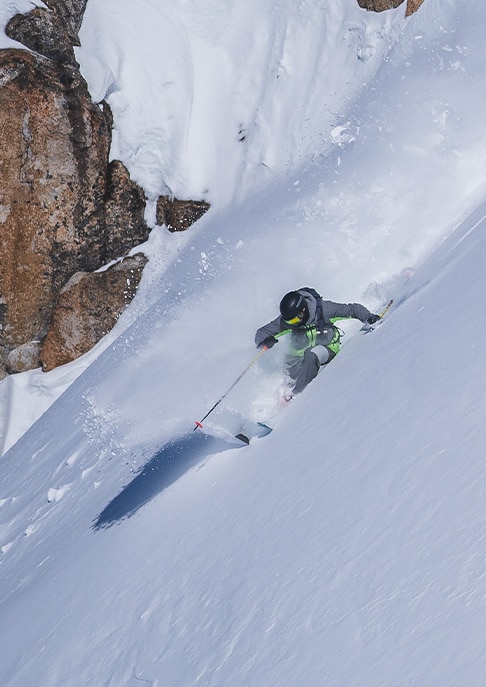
[1,0,486,685]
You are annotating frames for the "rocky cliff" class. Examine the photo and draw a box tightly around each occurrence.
[0,1,151,377]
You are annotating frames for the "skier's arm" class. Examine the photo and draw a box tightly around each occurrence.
[254,316,288,348]
[321,300,373,323]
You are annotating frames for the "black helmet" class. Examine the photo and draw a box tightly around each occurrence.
[280,291,309,326]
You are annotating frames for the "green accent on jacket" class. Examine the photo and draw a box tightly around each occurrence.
[277,324,342,358]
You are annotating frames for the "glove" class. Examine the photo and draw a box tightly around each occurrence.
[366,314,381,325]
[258,336,278,350]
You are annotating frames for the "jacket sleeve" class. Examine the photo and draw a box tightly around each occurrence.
[254,316,287,346]
[320,300,372,323]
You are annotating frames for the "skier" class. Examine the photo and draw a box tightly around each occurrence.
[254,287,380,395]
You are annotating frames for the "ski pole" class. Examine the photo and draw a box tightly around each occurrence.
[194,346,267,431]
[379,299,394,318]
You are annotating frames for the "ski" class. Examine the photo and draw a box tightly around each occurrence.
[360,298,394,332]
[234,421,273,445]
[195,405,273,446]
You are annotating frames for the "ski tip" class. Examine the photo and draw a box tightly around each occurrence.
[235,433,250,445]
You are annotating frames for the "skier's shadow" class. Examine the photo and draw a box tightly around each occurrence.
[93,432,236,529]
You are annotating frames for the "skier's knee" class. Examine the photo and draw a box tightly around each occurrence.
[310,345,333,367]
[303,347,321,371]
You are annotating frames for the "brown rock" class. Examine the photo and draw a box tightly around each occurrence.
[0,49,110,347]
[40,254,148,371]
[156,195,210,232]
[6,341,42,374]
[356,0,404,10]
[6,7,78,66]
[7,1,89,48]
[0,1,208,375]
[42,0,88,43]
[0,49,149,360]
[356,0,425,14]
[405,0,426,16]
[104,160,149,257]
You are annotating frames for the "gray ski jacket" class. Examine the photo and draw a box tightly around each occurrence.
[254,287,372,356]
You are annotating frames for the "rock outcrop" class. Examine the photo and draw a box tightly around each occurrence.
[156,196,211,233]
[357,0,403,10]
[7,0,88,51]
[0,49,111,346]
[6,341,42,375]
[0,1,150,377]
[357,0,425,15]
[40,254,148,371]
[105,161,149,256]
[404,0,426,16]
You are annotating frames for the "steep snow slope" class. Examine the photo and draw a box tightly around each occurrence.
[2,0,486,452]
[1,0,486,684]
[1,198,485,687]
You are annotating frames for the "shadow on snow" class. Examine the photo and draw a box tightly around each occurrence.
[93,432,236,529]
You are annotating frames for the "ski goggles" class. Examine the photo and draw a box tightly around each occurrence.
[284,311,306,326]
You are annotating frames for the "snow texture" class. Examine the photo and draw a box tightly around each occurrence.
[1,0,486,685]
